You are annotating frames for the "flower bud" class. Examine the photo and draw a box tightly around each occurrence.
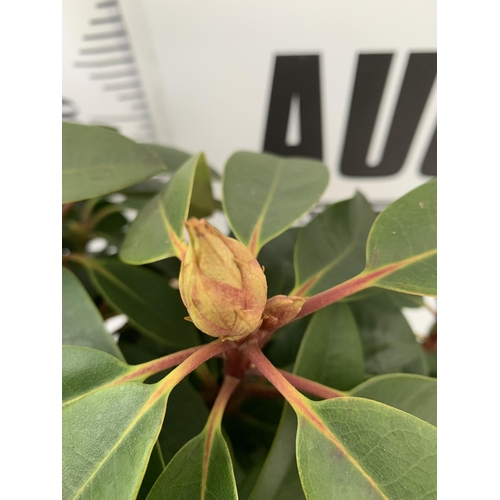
[179,218,267,340]
[261,295,306,330]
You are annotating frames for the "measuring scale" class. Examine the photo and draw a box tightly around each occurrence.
[62,0,157,142]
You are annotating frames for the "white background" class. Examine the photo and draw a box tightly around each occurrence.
[2,1,497,497]
[121,0,436,205]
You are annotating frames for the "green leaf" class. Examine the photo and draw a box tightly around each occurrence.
[424,351,437,378]
[295,398,436,499]
[85,259,198,348]
[94,211,128,248]
[258,228,299,297]
[62,267,123,359]
[350,374,437,426]
[222,152,328,255]
[157,379,209,463]
[365,179,436,296]
[62,345,132,406]
[296,303,365,392]
[63,383,168,500]
[137,443,165,500]
[120,153,212,264]
[188,153,218,218]
[293,193,376,296]
[264,316,311,369]
[251,304,364,499]
[141,143,221,180]
[146,409,237,499]
[140,144,191,172]
[349,293,427,376]
[62,123,166,203]
[121,177,168,197]
[384,290,424,309]
[248,406,304,500]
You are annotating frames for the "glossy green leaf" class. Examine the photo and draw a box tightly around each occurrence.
[425,351,437,378]
[118,327,173,368]
[120,153,212,264]
[85,259,198,348]
[248,406,304,500]
[293,193,376,296]
[63,383,168,500]
[258,228,299,297]
[295,398,436,499]
[62,123,166,203]
[222,152,329,255]
[157,379,209,464]
[141,143,221,180]
[137,442,165,500]
[62,267,123,359]
[94,211,128,248]
[251,304,364,499]
[264,316,311,369]
[141,144,191,172]
[349,293,427,376]
[384,290,424,309]
[146,405,237,499]
[296,303,365,391]
[365,179,437,296]
[121,177,168,197]
[188,153,218,218]
[350,374,437,426]
[62,346,132,406]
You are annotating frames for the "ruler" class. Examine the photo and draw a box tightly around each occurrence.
[62,0,157,142]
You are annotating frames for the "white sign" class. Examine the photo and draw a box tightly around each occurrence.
[120,0,436,206]
[62,0,157,142]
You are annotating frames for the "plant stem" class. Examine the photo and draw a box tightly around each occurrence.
[80,197,101,226]
[88,203,125,229]
[294,266,401,320]
[64,252,91,266]
[277,370,346,399]
[207,375,240,427]
[115,345,205,384]
[246,367,346,400]
[242,342,307,412]
[158,339,234,392]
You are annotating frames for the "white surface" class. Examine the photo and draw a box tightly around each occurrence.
[62,0,157,141]
[120,0,436,204]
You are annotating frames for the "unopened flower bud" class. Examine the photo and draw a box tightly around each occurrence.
[179,218,268,340]
[261,295,306,330]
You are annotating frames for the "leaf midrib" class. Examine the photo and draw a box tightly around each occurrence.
[297,400,390,500]
[157,196,184,258]
[66,387,168,499]
[246,161,284,252]
[293,236,361,296]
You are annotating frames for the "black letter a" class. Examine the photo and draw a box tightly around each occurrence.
[263,55,323,160]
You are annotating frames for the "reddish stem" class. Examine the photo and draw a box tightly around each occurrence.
[207,375,240,426]
[242,342,307,412]
[158,339,234,391]
[246,367,346,400]
[294,265,400,321]
[224,348,251,378]
[115,345,206,384]
[277,370,346,399]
